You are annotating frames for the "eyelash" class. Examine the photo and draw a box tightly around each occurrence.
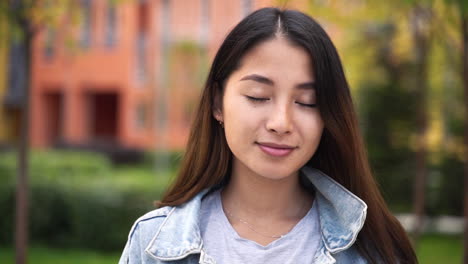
[245,96,317,108]
[246,96,268,102]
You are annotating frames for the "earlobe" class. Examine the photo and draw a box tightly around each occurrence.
[213,109,223,122]
[212,81,224,122]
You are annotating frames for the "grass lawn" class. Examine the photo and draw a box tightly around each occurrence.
[1,234,463,263]
[1,246,120,264]
[416,234,463,264]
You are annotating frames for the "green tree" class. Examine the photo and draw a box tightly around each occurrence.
[434,0,468,261]
[454,1,468,262]
[1,1,83,263]
[304,0,436,243]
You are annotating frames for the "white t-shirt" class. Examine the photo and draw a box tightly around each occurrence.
[199,189,321,264]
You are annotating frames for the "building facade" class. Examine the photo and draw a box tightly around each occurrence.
[30,0,308,151]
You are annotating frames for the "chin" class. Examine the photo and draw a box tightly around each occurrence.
[254,166,298,181]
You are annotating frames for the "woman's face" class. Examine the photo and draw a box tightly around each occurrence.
[214,37,324,181]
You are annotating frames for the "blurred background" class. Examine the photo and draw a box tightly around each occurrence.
[0,0,466,263]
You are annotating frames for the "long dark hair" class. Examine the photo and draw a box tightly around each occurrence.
[159,7,417,263]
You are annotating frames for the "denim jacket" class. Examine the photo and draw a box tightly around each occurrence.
[119,166,369,264]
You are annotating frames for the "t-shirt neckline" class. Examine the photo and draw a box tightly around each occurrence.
[214,189,317,249]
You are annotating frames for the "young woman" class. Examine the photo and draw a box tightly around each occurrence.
[120,7,417,264]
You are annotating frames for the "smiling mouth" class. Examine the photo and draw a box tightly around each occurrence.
[256,142,296,157]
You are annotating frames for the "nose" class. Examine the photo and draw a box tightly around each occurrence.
[266,103,293,134]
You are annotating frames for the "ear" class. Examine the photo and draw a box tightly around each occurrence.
[213,109,223,122]
[212,82,224,122]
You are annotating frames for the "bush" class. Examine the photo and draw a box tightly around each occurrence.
[0,150,173,251]
[142,151,183,171]
[428,155,464,216]
[0,150,111,181]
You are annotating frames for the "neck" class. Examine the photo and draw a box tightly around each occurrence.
[221,161,312,221]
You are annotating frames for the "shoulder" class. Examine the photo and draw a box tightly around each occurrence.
[135,206,173,225]
[119,189,212,264]
[127,206,174,241]
[119,206,175,264]
[123,206,175,254]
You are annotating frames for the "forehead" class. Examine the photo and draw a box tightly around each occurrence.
[233,37,314,82]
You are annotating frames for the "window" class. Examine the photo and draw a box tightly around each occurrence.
[135,103,148,129]
[136,34,147,83]
[105,0,117,47]
[44,28,55,59]
[79,0,92,48]
[136,0,149,83]
[138,0,149,33]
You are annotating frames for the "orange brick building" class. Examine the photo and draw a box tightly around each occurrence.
[30,0,308,151]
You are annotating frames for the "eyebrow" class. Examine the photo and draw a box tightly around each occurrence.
[239,74,315,89]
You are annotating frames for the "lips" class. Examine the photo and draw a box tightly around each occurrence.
[256,142,296,157]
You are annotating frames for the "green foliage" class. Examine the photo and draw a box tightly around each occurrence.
[0,245,120,264]
[358,56,464,216]
[173,40,204,55]
[142,150,184,172]
[444,0,468,15]
[0,150,111,180]
[314,0,467,217]
[427,155,465,215]
[358,80,417,213]
[358,69,464,215]
[0,150,175,251]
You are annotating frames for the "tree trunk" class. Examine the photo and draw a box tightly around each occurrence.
[13,0,31,263]
[15,36,30,264]
[409,4,431,244]
[461,14,468,264]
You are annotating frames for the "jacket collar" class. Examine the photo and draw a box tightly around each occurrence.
[300,166,367,253]
[146,166,367,261]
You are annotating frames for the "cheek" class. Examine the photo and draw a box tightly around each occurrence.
[297,113,324,141]
[225,109,262,140]
[223,104,266,148]
[224,96,265,126]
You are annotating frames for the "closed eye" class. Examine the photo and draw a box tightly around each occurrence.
[246,96,317,107]
[296,102,317,108]
[246,96,269,102]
